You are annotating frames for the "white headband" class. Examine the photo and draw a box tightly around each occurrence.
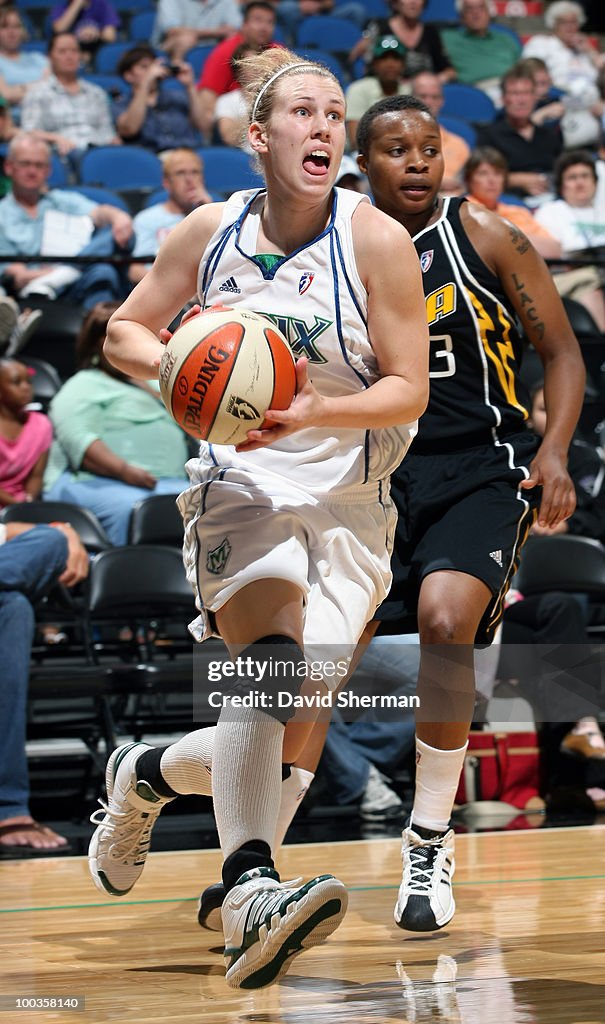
[251,62,310,121]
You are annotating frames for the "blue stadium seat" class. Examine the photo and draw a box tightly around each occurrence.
[48,152,69,187]
[68,185,131,212]
[499,192,530,207]
[129,9,155,41]
[422,0,458,21]
[79,145,163,190]
[440,115,477,148]
[83,73,126,97]
[184,44,214,78]
[95,41,141,73]
[196,147,264,199]
[442,83,496,123]
[296,16,363,54]
[359,0,389,16]
[294,49,348,88]
[22,40,48,53]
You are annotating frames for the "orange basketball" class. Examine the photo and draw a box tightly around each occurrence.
[159,306,297,445]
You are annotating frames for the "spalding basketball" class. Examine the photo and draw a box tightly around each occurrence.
[159,306,296,445]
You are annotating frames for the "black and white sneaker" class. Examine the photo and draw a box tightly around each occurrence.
[394,825,455,932]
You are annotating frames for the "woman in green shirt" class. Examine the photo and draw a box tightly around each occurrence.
[44,301,190,544]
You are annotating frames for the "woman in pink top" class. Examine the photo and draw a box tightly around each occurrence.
[0,358,52,508]
[464,146,562,260]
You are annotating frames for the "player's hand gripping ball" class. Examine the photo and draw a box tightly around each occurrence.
[159,305,296,445]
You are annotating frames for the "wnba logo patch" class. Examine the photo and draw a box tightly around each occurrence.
[420,250,434,273]
[298,272,315,295]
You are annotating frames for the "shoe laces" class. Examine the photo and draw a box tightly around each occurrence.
[90,799,160,862]
[406,839,442,895]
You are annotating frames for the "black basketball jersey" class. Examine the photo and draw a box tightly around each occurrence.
[412,196,530,453]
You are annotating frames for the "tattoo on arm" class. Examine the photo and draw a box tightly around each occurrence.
[508,224,530,256]
[511,272,545,340]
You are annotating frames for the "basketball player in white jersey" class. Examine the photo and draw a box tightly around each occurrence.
[87,49,429,989]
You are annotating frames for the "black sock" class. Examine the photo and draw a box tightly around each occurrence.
[414,822,448,840]
[136,747,180,799]
[222,840,275,893]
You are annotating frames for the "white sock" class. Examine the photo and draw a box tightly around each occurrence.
[212,708,284,860]
[411,737,468,833]
[273,767,314,852]
[159,727,216,795]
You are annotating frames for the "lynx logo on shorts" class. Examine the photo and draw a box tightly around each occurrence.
[298,272,315,295]
[207,537,232,575]
[420,250,434,273]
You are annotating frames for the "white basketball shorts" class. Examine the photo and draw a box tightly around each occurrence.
[178,464,396,689]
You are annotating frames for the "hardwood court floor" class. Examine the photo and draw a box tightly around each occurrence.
[1,826,604,1024]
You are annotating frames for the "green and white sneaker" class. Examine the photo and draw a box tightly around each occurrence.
[88,742,173,897]
[222,866,348,989]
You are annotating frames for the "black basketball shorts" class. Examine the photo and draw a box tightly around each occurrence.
[377,431,541,645]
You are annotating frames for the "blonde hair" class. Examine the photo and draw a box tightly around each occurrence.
[237,47,342,129]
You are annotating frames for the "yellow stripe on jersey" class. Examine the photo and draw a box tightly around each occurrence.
[467,289,528,417]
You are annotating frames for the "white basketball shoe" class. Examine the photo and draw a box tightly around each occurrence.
[394,825,455,931]
[89,742,173,897]
[222,866,348,989]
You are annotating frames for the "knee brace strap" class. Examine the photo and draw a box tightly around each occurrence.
[227,634,307,723]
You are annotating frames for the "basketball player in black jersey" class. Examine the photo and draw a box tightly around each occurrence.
[354,94,585,932]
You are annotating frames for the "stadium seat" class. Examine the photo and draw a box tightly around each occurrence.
[358,0,389,17]
[422,0,458,21]
[79,145,163,190]
[196,147,264,198]
[128,494,184,547]
[442,83,497,123]
[48,152,69,187]
[129,9,155,40]
[94,41,140,74]
[440,115,477,148]
[294,48,348,88]
[83,73,125,97]
[20,357,62,411]
[0,500,113,553]
[68,185,131,212]
[184,44,214,78]
[295,16,363,54]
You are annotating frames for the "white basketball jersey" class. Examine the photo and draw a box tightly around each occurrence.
[191,187,417,496]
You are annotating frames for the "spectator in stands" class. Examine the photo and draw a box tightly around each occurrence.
[0,519,89,855]
[0,356,51,509]
[113,45,204,154]
[0,7,49,111]
[20,33,119,165]
[522,1,604,97]
[44,302,190,546]
[515,56,567,128]
[277,0,366,50]
[349,0,455,83]
[463,146,562,258]
[0,134,133,309]
[214,42,256,150]
[152,0,242,63]
[334,153,366,191]
[345,35,410,152]
[441,0,521,104]
[0,94,16,151]
[534,149,605,330]
[129,148,211,286]
[196,1,280,140]
[412,71,471,194]
[49,0,120,64]
[476,67,563,200]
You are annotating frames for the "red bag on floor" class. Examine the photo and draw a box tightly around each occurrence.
[455,731,542,810]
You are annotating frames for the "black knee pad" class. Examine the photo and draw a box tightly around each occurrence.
[227,634,307,723]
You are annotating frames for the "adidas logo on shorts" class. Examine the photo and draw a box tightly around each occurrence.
[489,550,503,567]
[218,276,241,294]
